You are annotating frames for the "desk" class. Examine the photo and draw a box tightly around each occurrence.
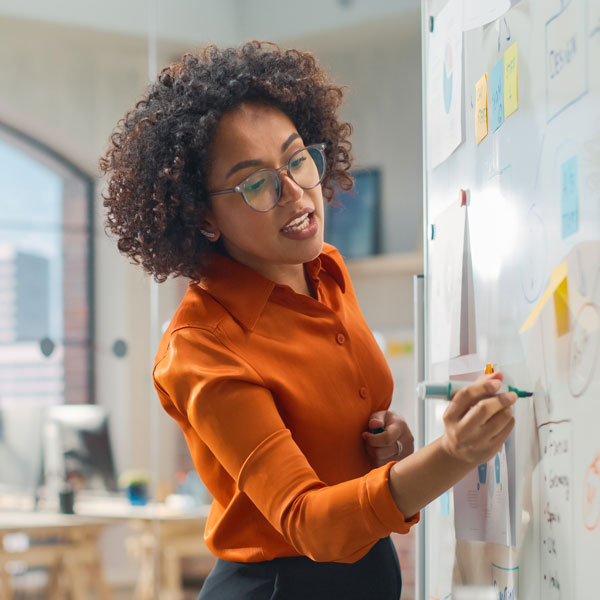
[0,498,212,600]
[0,511,114,600]
[75,496,213,600]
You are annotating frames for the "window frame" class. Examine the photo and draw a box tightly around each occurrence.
[0,120,95,405]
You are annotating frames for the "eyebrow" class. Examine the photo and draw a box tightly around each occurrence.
[225,133,302,180]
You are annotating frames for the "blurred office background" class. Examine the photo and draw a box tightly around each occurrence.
[0,1,422,597]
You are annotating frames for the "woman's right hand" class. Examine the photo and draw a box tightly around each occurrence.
[440,372,516,466]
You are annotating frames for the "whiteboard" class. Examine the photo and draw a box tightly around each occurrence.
[421,0,600,599]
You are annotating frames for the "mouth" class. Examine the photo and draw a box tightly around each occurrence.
[281,210,314,233]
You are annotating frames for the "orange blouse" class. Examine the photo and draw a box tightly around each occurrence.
[153,243,418,564]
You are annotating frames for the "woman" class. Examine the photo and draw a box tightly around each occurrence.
[100,41,515,599]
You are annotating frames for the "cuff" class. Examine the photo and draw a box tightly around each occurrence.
[364,462,420,534]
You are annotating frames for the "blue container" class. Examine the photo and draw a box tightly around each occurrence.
[127,482,148,506]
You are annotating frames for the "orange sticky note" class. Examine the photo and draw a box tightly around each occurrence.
[504,42,519,117]
[475,73,488,143]
[553,276,570,336]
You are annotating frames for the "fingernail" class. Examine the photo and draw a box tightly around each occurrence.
[489,379,502,391]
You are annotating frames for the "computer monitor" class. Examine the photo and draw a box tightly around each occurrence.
[0,404,45,495]
[44,404,118,493]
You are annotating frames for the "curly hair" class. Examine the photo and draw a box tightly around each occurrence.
[99,41,354,282]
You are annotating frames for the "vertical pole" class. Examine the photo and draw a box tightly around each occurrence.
[413,274,426,600]
[147,1,160,598]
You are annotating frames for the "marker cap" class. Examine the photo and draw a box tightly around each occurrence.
[416,382,451,399]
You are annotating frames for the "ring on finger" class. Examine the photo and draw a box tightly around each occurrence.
[395,439,403,455]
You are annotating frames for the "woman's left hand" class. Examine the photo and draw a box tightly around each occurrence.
[361,410,414,467]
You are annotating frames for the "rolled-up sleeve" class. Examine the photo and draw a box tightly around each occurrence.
[154,326,418,563]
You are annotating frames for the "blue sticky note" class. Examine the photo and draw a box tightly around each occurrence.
[490,58,504,131]
[440,490,450,515]
[561,156,579,238]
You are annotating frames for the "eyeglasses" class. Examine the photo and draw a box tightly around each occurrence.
[207,143,327,212]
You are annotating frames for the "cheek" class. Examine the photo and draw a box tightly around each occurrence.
[217,207,274,242]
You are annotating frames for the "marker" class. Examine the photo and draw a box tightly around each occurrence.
[370,427,385,434]
[416,380,533,401]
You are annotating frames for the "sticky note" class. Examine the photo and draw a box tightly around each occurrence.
[475,73,488,143]
[520,261,567,333]
[553,276,570,336]
[561,156,579,238]
[504,42,519,117]
[490,58,504,131]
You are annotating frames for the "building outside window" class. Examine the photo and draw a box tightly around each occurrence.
[0,124,93,407]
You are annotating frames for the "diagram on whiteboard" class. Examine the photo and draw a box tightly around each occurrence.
[583,453,600,531]
[539,420,574,600]
[520,205,547,303]
[453,444,511,545]
[568,303,600,397]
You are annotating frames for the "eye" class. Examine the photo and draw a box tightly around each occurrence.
[244,177,266,193]
[290,155,307,171]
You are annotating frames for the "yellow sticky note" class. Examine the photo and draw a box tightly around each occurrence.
[504,42,518,117]
[475,73,488,143]
[553,277,570,336]
[520,261,567,333]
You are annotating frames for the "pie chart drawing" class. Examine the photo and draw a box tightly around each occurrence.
[520,206,547,303]
[443,43,454,114]
[568,302,600,398]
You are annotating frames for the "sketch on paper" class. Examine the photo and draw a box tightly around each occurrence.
[492,562,519,600]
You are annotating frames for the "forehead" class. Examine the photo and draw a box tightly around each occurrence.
[211,102,298,155]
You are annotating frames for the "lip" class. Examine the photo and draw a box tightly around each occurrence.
[280,208,314,230]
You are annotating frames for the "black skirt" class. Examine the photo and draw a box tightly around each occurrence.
[197,536,402,600]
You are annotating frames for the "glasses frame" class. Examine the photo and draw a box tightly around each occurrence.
[207,143,327,212]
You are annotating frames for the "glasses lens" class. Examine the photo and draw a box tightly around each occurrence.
[289,146,325,189]
[241,169,280,211]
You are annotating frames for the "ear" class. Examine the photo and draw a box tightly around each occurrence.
[199,212,220,242]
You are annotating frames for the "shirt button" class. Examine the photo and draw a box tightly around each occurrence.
[359,386,368,398]
[336,333,346,345]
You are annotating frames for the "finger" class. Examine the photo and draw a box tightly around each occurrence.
[480,418,515,460]
[474,371,504,384]
[478,405,515,442]
[367,411,387,432]
[363,418,408,447]
[399,434,415,458]
[446,377,503,421]
[488,411,515,444]
[362,429,396,446]
[461,393,516,430]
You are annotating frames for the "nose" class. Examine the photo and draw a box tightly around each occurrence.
[278,170,303,206]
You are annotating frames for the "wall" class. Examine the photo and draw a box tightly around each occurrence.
[274,12,423,254]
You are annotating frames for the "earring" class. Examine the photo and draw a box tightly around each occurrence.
[200,229,216,239]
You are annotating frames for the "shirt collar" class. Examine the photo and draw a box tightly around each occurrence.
[197,246,346,331]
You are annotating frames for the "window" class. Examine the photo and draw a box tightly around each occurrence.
[0,123,93,406]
